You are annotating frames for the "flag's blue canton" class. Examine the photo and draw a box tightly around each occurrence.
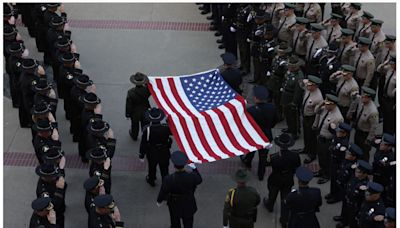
[180,70,237,112]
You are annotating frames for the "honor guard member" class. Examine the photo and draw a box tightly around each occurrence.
[257,24,279,87]
[53,37,77,91]
[377,55,396,134]
[318,42,341,96]
[83,176,105,227]
[312,94,344,183]
[302,3,322,23]
[89,194,124,228]
[277,4,296,44]
[300,76,323,161]
[35,163,66,228]
[321,13,343,44]
[369,19,386,58]
[338,29,356,65]
[241,86,279,180]
[354,11,374,42]
[333,143,364,222]
[6,42,26,108]
[357,182,386,228]
[19,59,44,128]
[291,17,309,59]
[29,197,58,228]
[220,4,237,57]
[86,119,116,161]
[284,166,322,228]
[223,169,260,228]
[157,151,203,228]
[266,3,284,28]
[371,134,396,190]
[33,119,60,164]
[125,72,151,141]
[280,55,304,140]
[46,15,67,83]
[264,134,300,226]
[335,160,371,228]
[33,78,58,118]
[70,74,93,143]
[376,35,396,68]
[347,87,379,162]
[31,101,56,141]
[87,146,112,194]
[43,147,66,177]
[80,93,102,163]
[329,64,359,120]
[56,39,75,98]
[139,108,173,186]
[325,123,352,204]
[302,23,327,74]
[3,25,21,59]
[32,4,47,58]
[266,42,291,121]
[219,52,242,94]
[384,207,395,228]
[350,37,375,87]
[344,3,361,31]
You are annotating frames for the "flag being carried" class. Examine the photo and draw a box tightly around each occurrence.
[148,69,270,163]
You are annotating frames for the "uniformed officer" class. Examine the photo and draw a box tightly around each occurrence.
[266,3,284,28]
[329,64,359,120]
[302,3,322,23]
[219,52,242,94]
[321,13,343,44]
[332,143,364,222]
[291,17,309,59]
[318,42,341,96]
[384,207,395,228]
[33,78,58,118]
[84,176,106,227]
[371,133,395,190]
[280,55,304,140]
[354,11,374,42]
[335,160,371,228]
[33,119,60,164]
[338,28,356,65]
[369,19,386,58]
[284,166,322,228]
[223,169,260,228]
[157,151,203,228]
[87,146,112,194]
[256,24,278,87]
[31,101,56,142]
[347,87,379,162]
[3,25,21,59]
[46,15,67,83]
[29,197,57,228]
[300,75,323,160]
[35,163,66,228]
[125,72,151,141]
[220,4,237,57]
[241,86,278,180]
[89,194,124,228]
[139,108,173,186]
[344,3,361,31]
[42,146,66,178]
[302,23,328,74]
[325,123,352,204]
[377,55,396,134]
[357,182,386,228]
[376,35,396,68]
[277,3,296,44]
[312,94,344,183]
[264,133,300,226]
[349,37,375,87]
[5,42,26,108]
[86,119,116,161]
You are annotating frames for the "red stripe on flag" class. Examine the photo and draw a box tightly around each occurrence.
[167,78,222,161]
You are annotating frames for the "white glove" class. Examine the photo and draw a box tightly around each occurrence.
[221,16,225,21]
[246,38,251,43]
[255,30,263,36]
[187,163,196,169]
[156,202,163,207]
[230,26,236,33]
[246,13,253,22]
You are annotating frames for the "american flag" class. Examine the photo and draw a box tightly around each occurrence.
[148,69,270,163]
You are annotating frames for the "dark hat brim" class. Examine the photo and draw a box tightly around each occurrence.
[171,151,188,166]
[130,74,149,85]
[232,170,250,183]
[31,107,51,116]
[274,136,295,148]
[32,123,53,132]
[73,77,93,86]
[87,121,110,135]
[80,96,101,105]
[35,165,60,177]
[146,110,165,123]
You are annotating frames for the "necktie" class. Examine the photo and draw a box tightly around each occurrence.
[308,40,315,62]
[304,4,311,18]
[293,32,301,52]
[277,17,287,33]
[356,24,365,38]
[354,53,362,76]
[336,80,346,95]
[355,105,364,128]
[384,50,390,62]
[271,5,276,18]
[383,71,395,96]
[370,33,376,48]
[318,111,330,132]
[302,92,311,113]
[338,44,347,60]
[345,13,352,22]
[328,27,334,43]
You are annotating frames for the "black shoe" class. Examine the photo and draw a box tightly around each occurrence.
[327,198,341,204]
[129,130,138,141]
[215,31,222,36]
[336,222,348,228]
[12,103,19,108]
[333,216,343,222]
[73,136,79,143]
[317,177,329,184]
[303,156,316,164]
[263,198,273,212]
[209,26,217,31]
[324,193,332,200]
[201,10,210,15]
[216,38,223,43]
[146,176,156,187]
[218,44,225,49]
[207,16,213,20]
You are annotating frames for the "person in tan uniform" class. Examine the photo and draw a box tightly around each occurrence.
[354,11,374,41]
[329,64,359,122]
[338,28,357,65]
[266,3,285,29]
[377,55,396,135]
[369,19,386,58]
[376,34,396,67]
[347,87,379,162]
[321,13,343,44]
[302,3,322,23]
[291,17,309,59]
[349,37,375,87]
[300,76,324,164]
[344,3,362,31]
[301,23,327,73]
[277,3,297,44]
[312,94,344,184]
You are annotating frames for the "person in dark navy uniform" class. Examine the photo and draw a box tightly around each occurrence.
[263,133,300,226]
[32,119,60,164]
[86,146,112,194]
[284,166,322,228]
[89,194,124,228]
[29,197,58,228]
[139,108,172,187]
[83,176,105,227]
[5,42,25,108]
[157,151,203,228]
[219,52,243,94]
[33,78,58,119]
[384,207,395,228]
[371,133,396,190]
[357,182,386,228]
[241,86,279,180]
